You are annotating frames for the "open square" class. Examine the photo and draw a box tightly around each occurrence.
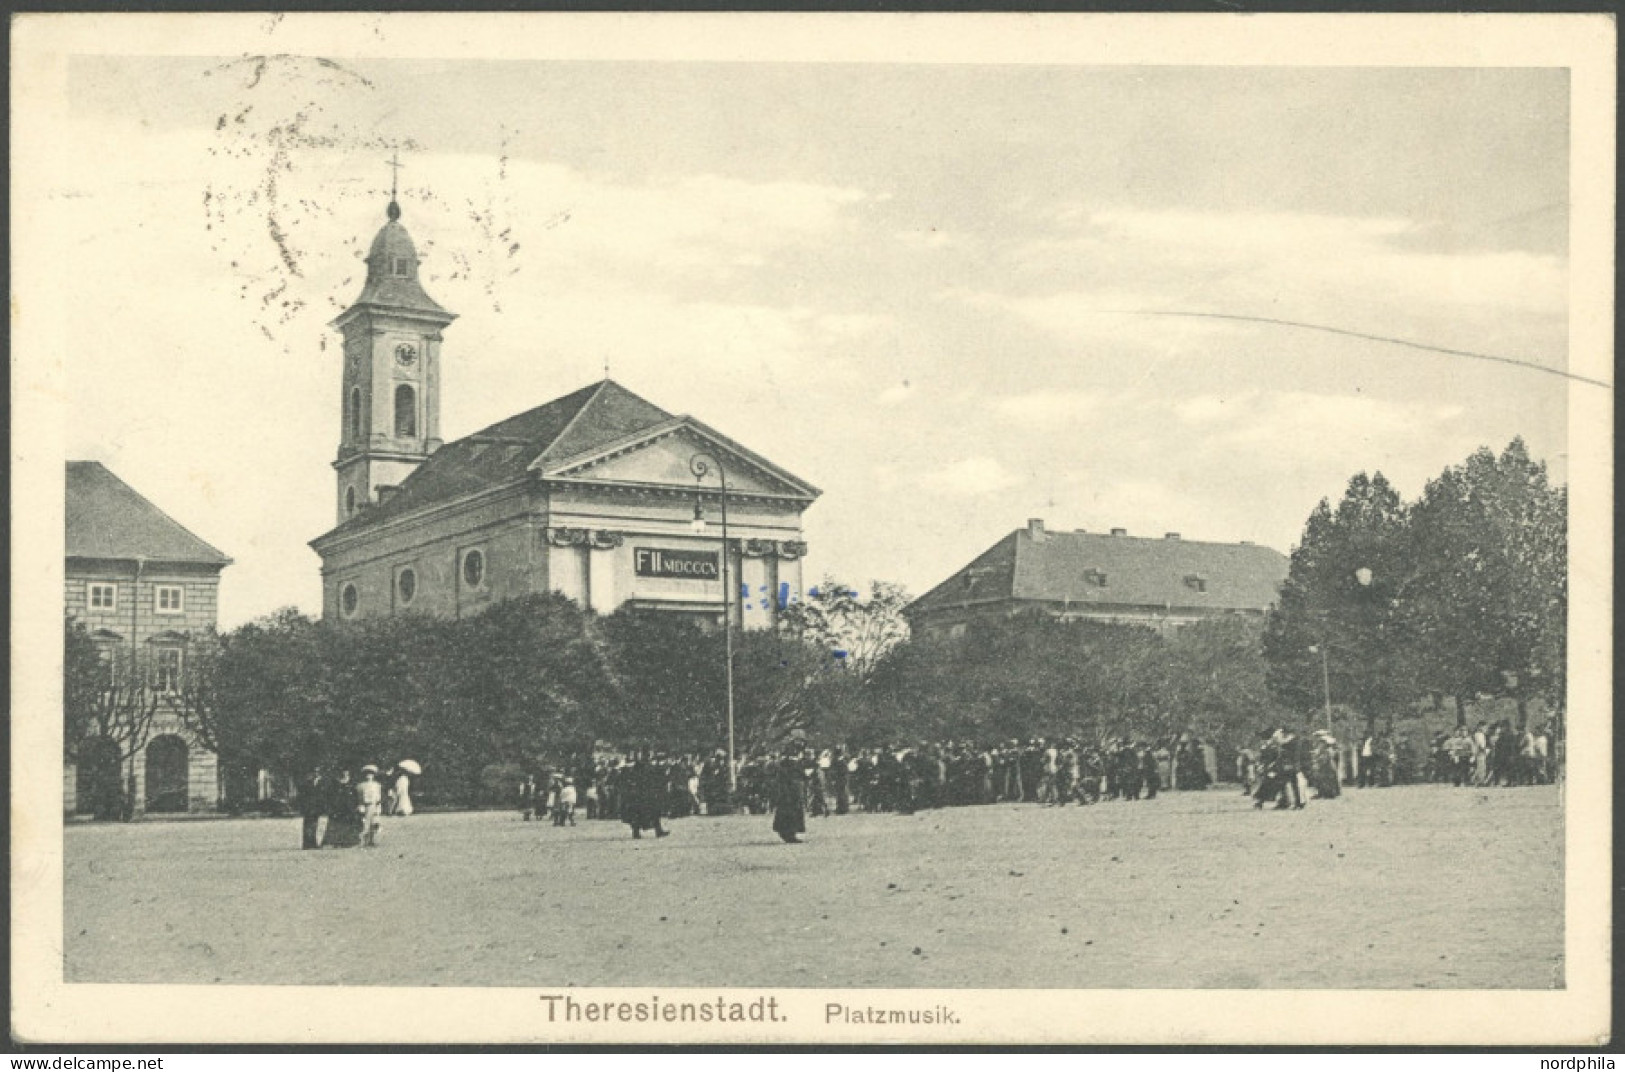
[65,783,1562,989]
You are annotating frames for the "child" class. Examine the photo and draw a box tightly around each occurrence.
[555,778,578,826]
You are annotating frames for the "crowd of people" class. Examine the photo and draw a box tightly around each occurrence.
[1423,720,1558,788]
[296,763,414,850]
[1241,727,1342,810]
[291,717,1561,847]
[499,735,1223,838]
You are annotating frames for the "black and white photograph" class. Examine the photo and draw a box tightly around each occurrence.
[10,12,1612,1047]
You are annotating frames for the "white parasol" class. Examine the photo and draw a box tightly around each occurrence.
[396,759,423,775]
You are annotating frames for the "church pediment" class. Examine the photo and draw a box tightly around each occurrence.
[535,418,819,501]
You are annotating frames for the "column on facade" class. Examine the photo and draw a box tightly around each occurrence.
[587,544,617,615]
[737,552,773,630]
[546,539,587,606]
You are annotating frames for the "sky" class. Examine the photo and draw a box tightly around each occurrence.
[45,44,1575,627]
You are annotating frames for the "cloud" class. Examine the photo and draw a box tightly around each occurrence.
[1173,389,1475,476]
[895,227,957,250]
[988,208,1567,365]
[876,381,917,406]
[920,457,1025,497]
[992,390,1108,426]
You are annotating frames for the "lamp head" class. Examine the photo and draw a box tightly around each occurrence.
[691,499,707,534]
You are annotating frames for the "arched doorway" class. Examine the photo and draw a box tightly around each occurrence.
[75,737,121,820]
[145,734,190,812]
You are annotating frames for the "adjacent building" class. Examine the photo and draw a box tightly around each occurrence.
[65,461,232,814]
[309,198,820,627]
[906,518,1289,639]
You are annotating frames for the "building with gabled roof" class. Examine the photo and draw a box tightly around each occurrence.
[906,518,1288,639]
[65,461,232,815]
[310,199,820,626]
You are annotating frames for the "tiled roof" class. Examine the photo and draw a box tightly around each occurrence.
[909,525,1288,618]
[66,462,231,566]
[318,380,673,537]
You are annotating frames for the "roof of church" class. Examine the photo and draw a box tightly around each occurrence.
[342,202,452,319]
[321,379,816,540]
[66,461,232,566]
[907,523,1288,619]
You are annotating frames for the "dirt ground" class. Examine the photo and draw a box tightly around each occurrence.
[64,783,1563,989]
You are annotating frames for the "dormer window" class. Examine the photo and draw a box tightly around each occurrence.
[1083,569,1108,588]
[1184,574,1208,594]
[391,255,410,277]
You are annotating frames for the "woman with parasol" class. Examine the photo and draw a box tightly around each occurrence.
[389,759,420,816]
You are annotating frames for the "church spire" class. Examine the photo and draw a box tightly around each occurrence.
[331,157,453,328]
[387,148,404,221]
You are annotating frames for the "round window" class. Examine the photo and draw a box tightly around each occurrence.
[341,583,359,617]
[398,568,417,604]
[462,549,484,588]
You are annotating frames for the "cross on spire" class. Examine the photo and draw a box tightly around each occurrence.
[387,149,405,202]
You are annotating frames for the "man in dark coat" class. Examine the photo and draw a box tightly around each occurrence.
[1275,730,1306,809]
[297,767,327,849]
[1252,730,1285,809]
[621,752,669,839]
[1139,746,1160,799]
[770,757,807,843]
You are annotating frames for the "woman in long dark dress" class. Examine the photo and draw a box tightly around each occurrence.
[323,769,363,848]
[621,752,668,839]
[770,757,807,843]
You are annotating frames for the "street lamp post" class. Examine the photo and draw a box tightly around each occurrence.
[1309,642,1333,733]
[689,451,737,801]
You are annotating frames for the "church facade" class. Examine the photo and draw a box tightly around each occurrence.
[309,200,820,628]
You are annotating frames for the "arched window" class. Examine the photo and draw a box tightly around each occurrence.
[398,567,417,605]
[348,387,362,441]
[395,384,417,438]
[345,486,357,517]
[341,583,360,618]
[462,548,485,589]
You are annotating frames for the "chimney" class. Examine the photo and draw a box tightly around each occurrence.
[1164,532,1181,540]
[1027,518,1046,541]
[1110,527,1127,537]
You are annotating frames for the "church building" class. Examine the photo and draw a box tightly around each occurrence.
[309,198,820,628]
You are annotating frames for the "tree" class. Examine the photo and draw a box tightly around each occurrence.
[1264,472,1418,734]
[1403,439,1567,727]
[63,614,106,761]
[780,578,911,681]
[450,594,615,766]
[1158,617,1287,745]
[62,615,161,818]
[601,608,725,753]
[171,627,224,750]
[205,607,331,798]
[731,629,841,758]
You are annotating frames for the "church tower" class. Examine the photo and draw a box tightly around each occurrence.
[330,193,457,524]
